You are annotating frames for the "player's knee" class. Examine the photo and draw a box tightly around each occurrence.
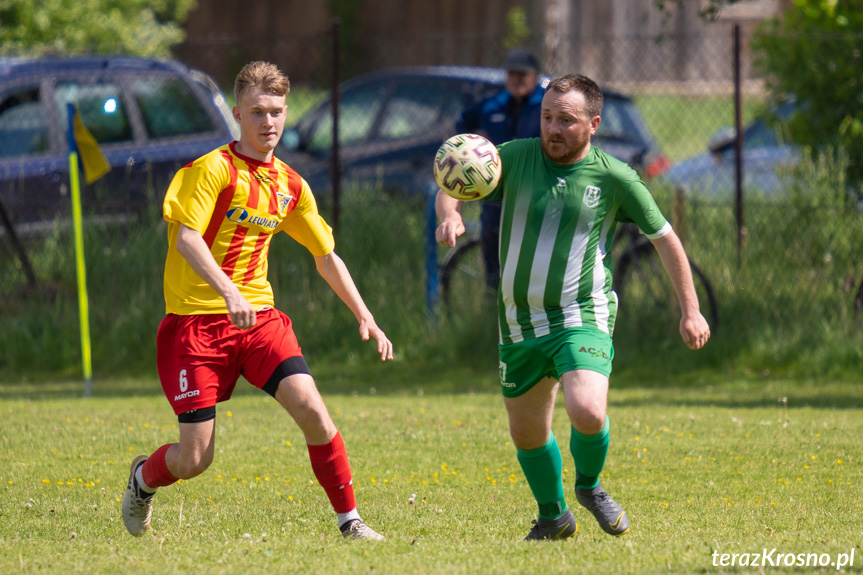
[508,425,549,450]
[296,403,333,431]
[568,405,606,435]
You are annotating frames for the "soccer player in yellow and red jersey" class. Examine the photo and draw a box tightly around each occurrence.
[121,61,392,541]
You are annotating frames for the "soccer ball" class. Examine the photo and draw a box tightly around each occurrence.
[433,133,501,201]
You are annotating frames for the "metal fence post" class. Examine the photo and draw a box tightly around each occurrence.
[734,23,744,268]
[331,18,341,233]
[424,182,440,315]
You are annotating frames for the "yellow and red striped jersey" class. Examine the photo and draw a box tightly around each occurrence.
[162,142,335,315]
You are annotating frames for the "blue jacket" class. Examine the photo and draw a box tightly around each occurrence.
[455,82,545,145]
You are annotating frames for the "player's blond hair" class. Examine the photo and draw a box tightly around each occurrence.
[234,61,291,103]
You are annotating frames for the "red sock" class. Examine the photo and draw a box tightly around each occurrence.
[141,443,179,488]
[307,432,356,513]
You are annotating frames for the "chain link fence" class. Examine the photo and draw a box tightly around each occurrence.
[1,23,861,343]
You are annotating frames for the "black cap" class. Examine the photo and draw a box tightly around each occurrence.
[504,48,540,73]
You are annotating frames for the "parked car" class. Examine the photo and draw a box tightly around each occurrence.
[276,66,669,199]
[0,56,238,235]
[663,100,798,199]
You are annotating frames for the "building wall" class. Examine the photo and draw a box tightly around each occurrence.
[176,0,788,92]
[175,0,331,89]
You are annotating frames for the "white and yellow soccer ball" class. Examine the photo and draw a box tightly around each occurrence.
[433,133,502,201]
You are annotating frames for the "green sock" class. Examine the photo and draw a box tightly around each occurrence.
[569,416,610,489]
[516,432,568,520]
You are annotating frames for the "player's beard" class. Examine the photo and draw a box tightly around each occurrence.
[541,132,591,165]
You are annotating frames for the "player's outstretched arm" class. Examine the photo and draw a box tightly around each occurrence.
[649,231,711,350]
[313,252,394,361]
[176,224,257,329]
[435,190,465,248]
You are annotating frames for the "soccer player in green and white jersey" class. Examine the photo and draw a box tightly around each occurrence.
[436,74,710,541]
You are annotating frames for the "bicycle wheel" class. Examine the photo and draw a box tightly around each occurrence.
[614,240,719,332]
[440,238,493,318]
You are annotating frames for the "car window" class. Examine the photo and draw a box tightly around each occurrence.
[443,85,476,118]
[307,83,386,151]
[130,76,217,139]
[54,82,133,144]
[378,80,445,139]
[190,70,239,140]
[745,119,785,149]
[596,98,637,142]
[0,88,49,158]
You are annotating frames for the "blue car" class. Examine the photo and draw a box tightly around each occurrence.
[0,56,237,235]
[664,101,798,199]
[276,66,668,199]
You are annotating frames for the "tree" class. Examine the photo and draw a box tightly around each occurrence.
[752,0,863,187]
[0,0,196,58]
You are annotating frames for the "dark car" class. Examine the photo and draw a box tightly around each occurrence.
[276,66,668,198]
[0,56,238,235]
[663,100,798,199]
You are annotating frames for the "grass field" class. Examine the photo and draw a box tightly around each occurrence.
[1,371,860,574]
[1,87,860,573]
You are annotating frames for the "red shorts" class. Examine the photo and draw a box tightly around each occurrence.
[156,308,306,415]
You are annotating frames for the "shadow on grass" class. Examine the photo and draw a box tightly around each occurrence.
[0,360,501,402]
[609,380,863,411]
[2,361,860,413]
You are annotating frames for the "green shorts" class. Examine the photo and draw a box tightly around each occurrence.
[498,327,614,398]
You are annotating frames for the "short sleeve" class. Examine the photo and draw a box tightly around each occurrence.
[163,153,230,233]
[616,175,670,239]
[277,178,335,256]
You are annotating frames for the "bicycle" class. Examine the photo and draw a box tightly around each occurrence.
[440,222,719,331]
[611,223,719,330]
[855,276,863,317]
[437,214,495,321]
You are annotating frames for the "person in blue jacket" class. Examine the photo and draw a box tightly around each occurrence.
[455,48,546,289]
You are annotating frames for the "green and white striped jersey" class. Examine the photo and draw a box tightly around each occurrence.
[487,138,670,345]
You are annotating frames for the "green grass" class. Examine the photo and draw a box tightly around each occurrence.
[1,375,861,574]
[635,93,769,163]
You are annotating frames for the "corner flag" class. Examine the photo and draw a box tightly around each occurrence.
[66,103,109,396]
[68,104,110,183]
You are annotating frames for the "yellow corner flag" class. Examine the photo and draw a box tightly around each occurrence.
[66,103,109,396]
[70,106,110,184]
